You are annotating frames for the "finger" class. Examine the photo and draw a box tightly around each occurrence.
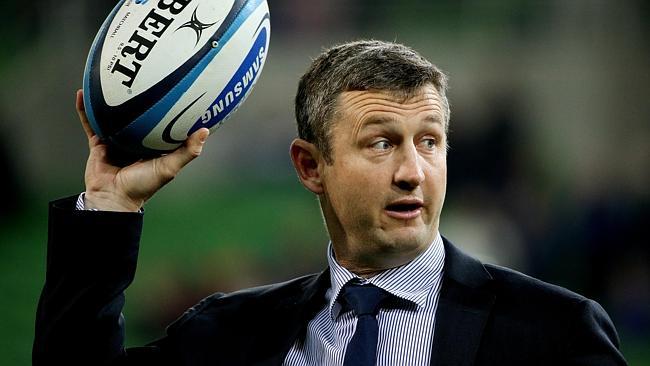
[75,89,96,141]
[156,128,209,179]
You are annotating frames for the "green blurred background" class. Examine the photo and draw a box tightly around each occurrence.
[1,0,648,364]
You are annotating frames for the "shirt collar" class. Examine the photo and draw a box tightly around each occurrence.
[326,233,445,320]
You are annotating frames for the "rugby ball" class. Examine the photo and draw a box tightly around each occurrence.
[83,0,270,157]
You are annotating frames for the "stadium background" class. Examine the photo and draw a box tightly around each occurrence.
[0,0,648,364]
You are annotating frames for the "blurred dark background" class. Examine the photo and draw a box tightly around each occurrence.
[1,0,648,364]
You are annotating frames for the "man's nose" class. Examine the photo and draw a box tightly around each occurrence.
[394,144,425,191]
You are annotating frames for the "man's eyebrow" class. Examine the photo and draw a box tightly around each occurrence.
[359,115,399,128]
[422,114,444,125]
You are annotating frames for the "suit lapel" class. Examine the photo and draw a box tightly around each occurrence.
[248,269,330,366]
[430,238,496,366]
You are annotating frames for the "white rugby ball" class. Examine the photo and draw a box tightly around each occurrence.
[83,0,270,157]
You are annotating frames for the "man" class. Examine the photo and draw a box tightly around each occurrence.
[33,40,627,365]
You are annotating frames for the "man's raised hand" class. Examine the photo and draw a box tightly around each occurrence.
[76,89,210,212]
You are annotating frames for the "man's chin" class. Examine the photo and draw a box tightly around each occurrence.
[378,227,433,254]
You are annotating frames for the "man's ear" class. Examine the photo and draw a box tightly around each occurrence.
[290,138,325,194]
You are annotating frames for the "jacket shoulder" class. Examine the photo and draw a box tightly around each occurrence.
[484,263,587,305]
[167,272,321,333]
[479,264,625,364]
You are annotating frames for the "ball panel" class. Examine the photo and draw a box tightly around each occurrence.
[99,0,237,107]
[187,16,269,136]
[139,0,270,152]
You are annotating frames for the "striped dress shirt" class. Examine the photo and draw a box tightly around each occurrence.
[283,234,445,365]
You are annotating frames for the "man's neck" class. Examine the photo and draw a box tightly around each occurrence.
[332,241,435,278]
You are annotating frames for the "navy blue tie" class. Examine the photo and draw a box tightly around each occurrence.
[340,283,391,366]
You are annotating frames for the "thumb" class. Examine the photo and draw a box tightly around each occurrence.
[156,128,210,179]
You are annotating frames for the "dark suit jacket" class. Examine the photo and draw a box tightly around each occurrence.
[33,196,627,365]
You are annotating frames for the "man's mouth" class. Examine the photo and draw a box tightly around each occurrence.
[385,199,424,220]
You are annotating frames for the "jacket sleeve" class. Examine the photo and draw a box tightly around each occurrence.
[32,195,166,365]
[564,298,628,366]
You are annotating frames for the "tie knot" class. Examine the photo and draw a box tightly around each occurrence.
[340,283,391,317]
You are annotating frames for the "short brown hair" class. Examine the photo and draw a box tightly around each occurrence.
[295,40,449,162]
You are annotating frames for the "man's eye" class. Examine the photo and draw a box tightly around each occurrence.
[372,140,392,150]
[420,138,437,149]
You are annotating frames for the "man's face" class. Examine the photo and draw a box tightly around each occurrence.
[319,84,447,272]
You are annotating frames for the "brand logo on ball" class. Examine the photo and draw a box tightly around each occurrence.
[162,27,268,144]
[189,18,268,136]
[175,7,219,47]
[110,0,195,88]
